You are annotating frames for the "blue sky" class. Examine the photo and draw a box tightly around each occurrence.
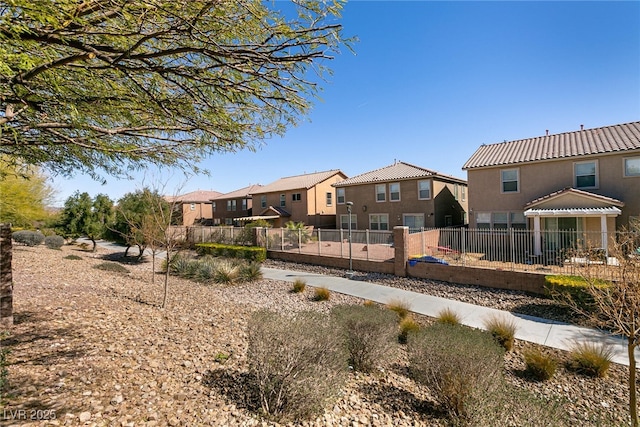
[50,0,640,205]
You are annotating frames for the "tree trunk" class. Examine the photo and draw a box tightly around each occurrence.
[90,238,97,252]
[629,340,638,427]
[0,224,13,327]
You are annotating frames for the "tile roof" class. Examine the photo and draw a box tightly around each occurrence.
[212,184,263,200]
[463,121,640,170]
[524,187,624,208]
[165,190,222,203]
[334,161,466,187]
[250,170,346,194]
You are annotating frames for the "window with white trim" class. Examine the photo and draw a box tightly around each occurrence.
[404,214,424,230]
[461,186,467,202]
[375,184,386,202]
[279,194,286,207]
[389,182,400,201]
[241,198,248,210]
[212,201,216,212]
[336,188,345,204]
[501,169,519,193]
[369,214,389,230]
[574,160,598,189]
[226,200,236,211]
[624,157,640,177]
[492,212,508,229]
[326,192,332,206]
[476,212,491,229]
[260,195,266,209]
[418,180,431,200]
[340,214,357,230]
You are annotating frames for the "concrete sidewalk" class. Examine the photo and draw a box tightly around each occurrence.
[262,267,639,367]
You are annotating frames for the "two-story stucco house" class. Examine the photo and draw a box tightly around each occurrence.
[211,184,263,225]
[333,161,468,231]
[248,170,347,228]
[166,190,222,226]
[463,121,640,255]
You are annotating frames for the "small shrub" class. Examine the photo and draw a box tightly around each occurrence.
[407,323,504,422]
[291,279,306,293]
[247,310,347,422]
[362,300,377,307]
[12,230,45,246]
[483,315,517,351]
[239,261,263,282]
[44,235,65,249]
[195,258,217,283]
[567,341,613,378]
[63,254,83,260]
[93,262,130,274]
[168,254,198,278]
[313,286,331,301]
[523,349,557,381]
[544,274,610,311]
[386,298,411,320]
[331,304,399,373]
[436,307,461,325]
[398,316,420,344]
[213,259,240,284]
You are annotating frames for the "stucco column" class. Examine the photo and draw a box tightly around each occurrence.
[600,215,608,254]
[393,226,409,277]
[533,216,542,256]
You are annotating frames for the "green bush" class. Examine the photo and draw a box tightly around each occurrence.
[483,315,517,351]
[436,307,462,326]
[12,230,45,246]
[44,235,65,249]
[407,323,504,423]
[567,341,613,378]
[167,253,199,278]
[331,304,398,373]
[291,279,306,293]
[93,262,130,274]
[195,242,266,262]
[63,254,83,260]
[313,286,331,301]
[386,298,411,320]
[247,310,347,422]
[523,349,557,381]
[398,315,420,344]
[544,275,611,310]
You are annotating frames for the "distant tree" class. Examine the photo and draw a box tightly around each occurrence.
[0,0,351,181]
[559,232,640,427]
[0,159,55,228]
[58,192,114,251]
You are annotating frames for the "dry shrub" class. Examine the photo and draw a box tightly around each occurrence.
[331,304,398,372]
[313,286,331,301]
[483,314,518,351]
[436,307,461,325]
[386,298,411,320]
[291,279,306,293]
[523,349,557,381]
[567,341,614,378]
[408,323,504,424]
[93,262,130,274]
[247,310,347,422]
[398,316,420,344]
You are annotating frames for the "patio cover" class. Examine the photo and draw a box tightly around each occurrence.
[524,207,622,217]
[234,215,280,221]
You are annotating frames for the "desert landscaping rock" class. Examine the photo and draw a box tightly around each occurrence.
[1,245,634,426]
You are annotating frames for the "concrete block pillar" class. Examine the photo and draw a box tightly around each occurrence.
[393,226,409,277]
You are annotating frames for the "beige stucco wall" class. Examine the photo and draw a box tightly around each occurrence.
[466,151,640,229]
[180,202,213,226]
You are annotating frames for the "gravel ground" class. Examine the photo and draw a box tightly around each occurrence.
[1,244,635,426]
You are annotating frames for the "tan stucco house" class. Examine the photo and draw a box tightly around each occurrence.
[166,190,222,226]
[248,170,347,228]
[211,184,262,226]
[333,161,468,230]
[463,121,640,255]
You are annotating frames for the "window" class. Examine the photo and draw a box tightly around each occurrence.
[510,212,527,230]
[624,157,640,177]
[461,186,467,202]
[418,180,431,200]
[227,200,236,211]
[292,193,301,202]
[340,214,357,230]
[477,211,526,229]
[575,160,597,188]
[212,201,216,212]
[454,184,459,200]
[492,212,508,229]
[190,203,196,211]
[326,192,332,206]
[280,194,286,207]
[260,195,267,209]
[225,218,233,225]
[336,188,345,204]
[242,198,248,211]
[476,212,491,229]
[369,214,389,230]
[389,182,400,201]
[403,214,424,231]
[501,169,519,193]
[375,184,386,202]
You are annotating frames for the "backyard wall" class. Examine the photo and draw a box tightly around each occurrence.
[267,251,395,275]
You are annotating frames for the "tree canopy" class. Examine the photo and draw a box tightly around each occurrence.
[58,191,114,250]
[0,0,349,181]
